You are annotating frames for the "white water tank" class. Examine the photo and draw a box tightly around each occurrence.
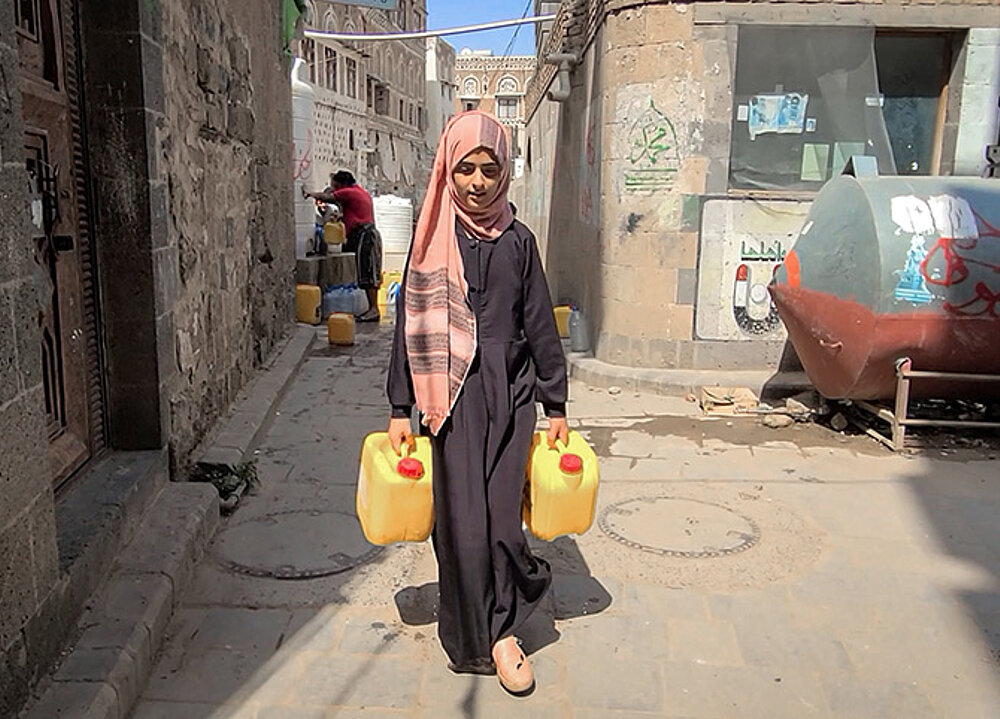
[373,195,414,255]
[291,57,316,260]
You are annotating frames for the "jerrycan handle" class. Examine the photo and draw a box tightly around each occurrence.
[395,437,424,480]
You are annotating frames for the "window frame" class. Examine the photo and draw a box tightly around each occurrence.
[725,26,954,198]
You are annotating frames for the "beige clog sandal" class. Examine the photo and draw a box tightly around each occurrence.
[492,636,535,696]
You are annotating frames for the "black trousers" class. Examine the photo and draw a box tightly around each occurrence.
[428,353,552,670]
[346,223,382,289]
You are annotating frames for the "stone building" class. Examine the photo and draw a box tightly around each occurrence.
[300,0,428,199]
[426,36,457,151]
[514,0,1000,372]
[455,50,536,163]
[1,1,294,714]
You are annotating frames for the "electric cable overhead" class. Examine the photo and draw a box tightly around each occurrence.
[501,0,535,60]
[304,13,556,43]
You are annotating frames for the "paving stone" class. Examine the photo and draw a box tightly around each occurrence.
[337,617,414,655]
[130,700,229,719]
[663,662,830,718]
[566,657,663,712]
[824,680,938,719]
[289,653,421,709]
[618,583,710,620]
[22,680,120,719]
[186,608,293,653]
[667,618,744,666]
[144,647,270,704]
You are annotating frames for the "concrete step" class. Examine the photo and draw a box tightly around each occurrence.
[19,482,219,719]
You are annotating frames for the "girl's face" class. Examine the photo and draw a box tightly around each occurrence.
[452,148,502,211]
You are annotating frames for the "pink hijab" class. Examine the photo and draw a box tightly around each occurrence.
[404,111,515,434]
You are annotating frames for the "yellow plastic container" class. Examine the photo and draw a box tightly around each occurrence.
[377,270,404,315]
[523,430,599,541]
[323,220,346,246]
[357,432,434,545]
[553,305,571,338]
[296,284,322,325]
[327,312,355,346]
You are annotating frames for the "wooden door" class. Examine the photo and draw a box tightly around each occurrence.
[16,0,103,487]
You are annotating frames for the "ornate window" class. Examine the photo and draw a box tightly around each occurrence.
[462,77,479,97]
[497,75,519,95]
[323,11,337,33]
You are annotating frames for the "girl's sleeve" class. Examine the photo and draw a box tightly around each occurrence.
[386,277,415,418]
[522,227,568,418]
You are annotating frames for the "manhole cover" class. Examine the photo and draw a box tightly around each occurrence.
[213,510,384,579]
[599,496,760,558]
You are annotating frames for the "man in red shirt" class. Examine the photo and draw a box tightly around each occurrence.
[305,171,383,322]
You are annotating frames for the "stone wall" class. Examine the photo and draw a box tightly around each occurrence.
[0,6,60,715]
[159,2,295,468]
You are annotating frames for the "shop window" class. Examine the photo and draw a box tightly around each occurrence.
[324,47,338,92]
[729,26,950,191]
[497,97,518,119]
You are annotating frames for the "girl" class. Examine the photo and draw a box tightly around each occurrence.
[386,111,568,695]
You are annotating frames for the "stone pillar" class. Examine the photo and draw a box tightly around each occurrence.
[0,4,61,714]
[954,29,1000,176]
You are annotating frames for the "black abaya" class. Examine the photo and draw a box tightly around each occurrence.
[386,220,567,669]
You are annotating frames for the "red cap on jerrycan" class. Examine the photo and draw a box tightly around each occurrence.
[559,454,584,474]
[397,457,425,480]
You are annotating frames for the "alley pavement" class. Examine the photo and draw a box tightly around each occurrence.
[130,322,1000,719]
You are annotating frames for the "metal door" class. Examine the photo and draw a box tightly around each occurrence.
[16,0,105,487]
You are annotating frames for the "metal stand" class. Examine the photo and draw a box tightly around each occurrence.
[853,358,1000,451]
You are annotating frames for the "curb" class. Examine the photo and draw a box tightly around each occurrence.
[19,326,316,719]
[566,353,812,399]
[196,325,316,469]
[21,484,219,719]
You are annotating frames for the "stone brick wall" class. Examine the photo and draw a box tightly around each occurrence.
[159,2,295,468]
[0,6,61,715]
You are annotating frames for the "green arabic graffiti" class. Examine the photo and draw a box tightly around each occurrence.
[628,99,679,168]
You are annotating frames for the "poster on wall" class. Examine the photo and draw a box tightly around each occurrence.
[745,92,809,140]
[696,199,811,341]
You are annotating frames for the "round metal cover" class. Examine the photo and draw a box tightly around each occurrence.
[213,510,384,579]
[599,496,760,558]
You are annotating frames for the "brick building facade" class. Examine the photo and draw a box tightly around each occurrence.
[455,51,536,163]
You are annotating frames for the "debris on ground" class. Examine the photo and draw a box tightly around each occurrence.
[762,414,796,429]
[608,386,622,396]
[830,413,849,432]
[701,386,759,416]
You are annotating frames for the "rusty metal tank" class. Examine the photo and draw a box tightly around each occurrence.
[769,174,1000,400]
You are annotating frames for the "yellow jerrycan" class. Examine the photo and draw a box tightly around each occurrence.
[357,432,434,545]
[553,305,571,338]
[523,430,599,541]
[327,312,355,346]
[295,284,322,325]
[323,220,346,246]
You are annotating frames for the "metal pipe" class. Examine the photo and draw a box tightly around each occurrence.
[545,53,577,102]
[304,14,557,43]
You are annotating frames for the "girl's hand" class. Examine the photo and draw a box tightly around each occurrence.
[547,417,569,448]
[388,417,415,455]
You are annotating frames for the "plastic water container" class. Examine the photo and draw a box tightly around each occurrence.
[295,284,321,325]
[378,270,403,315]
[569,307,590,352]
[324,220,346,247]
[357,433,434,545]
[322,285,354,317]
[327,312,355,346]
[553,305,571,339]
[350,285,369,316]
[373,195,414,255]
[522,430,599,541]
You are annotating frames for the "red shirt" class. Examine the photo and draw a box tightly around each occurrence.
[333,184,375,236]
